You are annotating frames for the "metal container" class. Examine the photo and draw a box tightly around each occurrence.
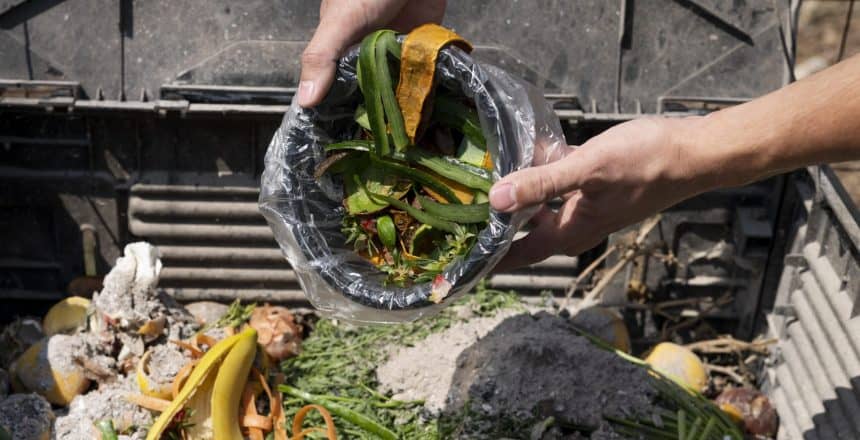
[2,1,854,437]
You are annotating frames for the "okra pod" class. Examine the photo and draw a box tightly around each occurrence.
[377,215,398,249]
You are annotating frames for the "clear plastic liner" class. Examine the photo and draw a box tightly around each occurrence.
[259,42,565,323]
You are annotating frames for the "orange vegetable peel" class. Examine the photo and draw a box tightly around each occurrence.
[396,23,472,143]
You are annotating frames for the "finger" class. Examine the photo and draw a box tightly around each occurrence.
[493,207,560,272]
[298,0,406,107]
[297,21,356,108]
[489,150,586,213]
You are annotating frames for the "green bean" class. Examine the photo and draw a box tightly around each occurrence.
[375,31,409,152]
[406,150,493,193]
[353,176,458,233]
[418,196,489,223]
[279,385,398,440]
[358,31,390,156]
[325,140,372,152]
[371,156,460,204]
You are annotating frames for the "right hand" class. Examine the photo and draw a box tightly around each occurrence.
[490,117,713,271]
[297,0,447,107]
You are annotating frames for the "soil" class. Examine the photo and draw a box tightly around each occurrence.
[377,309,521,413]
[376,311,656,439]
[0,393,55,440]
[52,374,152,440]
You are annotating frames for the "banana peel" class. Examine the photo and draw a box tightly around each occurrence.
[211,327,257,439]
[144,327,257,440]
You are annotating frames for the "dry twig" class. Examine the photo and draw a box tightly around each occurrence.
[566,215,662,313]
[684,335,775,356]
[704,364,747,386]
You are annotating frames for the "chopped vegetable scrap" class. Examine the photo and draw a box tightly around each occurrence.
[316,24,494,289]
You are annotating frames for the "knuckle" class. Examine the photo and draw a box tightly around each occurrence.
[580,154,610,194]
[301,49,334,68]
[536,170,562,201]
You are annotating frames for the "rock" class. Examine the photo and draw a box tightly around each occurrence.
[0,393,55,440]
[0,368,9,399]
[0,318,45,369]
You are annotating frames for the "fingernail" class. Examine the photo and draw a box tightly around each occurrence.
[296,81,315,107]
[489,183,516,211]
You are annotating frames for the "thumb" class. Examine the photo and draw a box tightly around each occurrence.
[298,0,412,107]
[489,152,585,212]
[297,24,348,108]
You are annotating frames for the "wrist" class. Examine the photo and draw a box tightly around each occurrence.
[662,116,722,198]
[670,111,772,195]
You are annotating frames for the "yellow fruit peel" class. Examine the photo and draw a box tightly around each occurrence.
[211,327,257,440]
[423,173,475,204]
[644,342,708,392]
[42,296,90,336]
[12,337,90,406]
[136,349,173,400]
[145,328,257,440]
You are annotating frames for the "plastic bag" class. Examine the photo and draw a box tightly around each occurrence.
[259,41,565,323]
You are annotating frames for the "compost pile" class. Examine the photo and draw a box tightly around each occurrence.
[0,242,309,440]
[0,240,778,439]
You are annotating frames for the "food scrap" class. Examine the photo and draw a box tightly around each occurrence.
[316,24,493,290]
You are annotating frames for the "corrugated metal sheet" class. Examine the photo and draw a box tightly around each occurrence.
[127,183,581,303]
[764,168,860,439]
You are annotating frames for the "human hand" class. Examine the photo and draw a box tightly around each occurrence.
[489,117,711,270]
[297,0,447,107]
